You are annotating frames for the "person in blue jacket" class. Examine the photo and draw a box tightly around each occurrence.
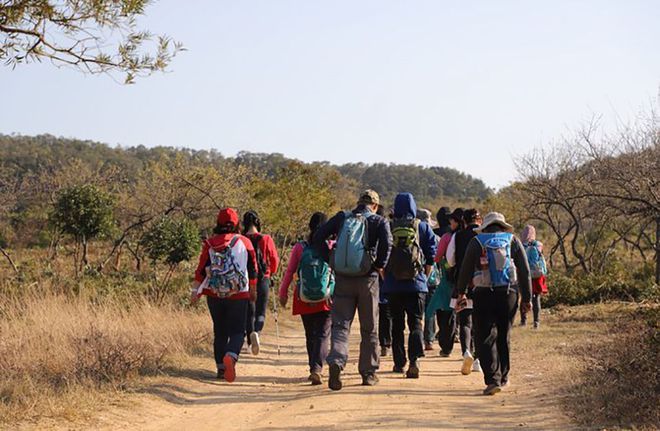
[382,193,438,379]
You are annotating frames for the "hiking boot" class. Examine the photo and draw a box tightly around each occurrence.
[309,372,323,386]
[461,351,474,375]
[406,362,420,379]
[483,383,502,396]
[533,321,540,330]
[424,342,434,351]
[380,346,390,357]
[328,364,343,391]
[222,355,237,383]
[362,373,379,386]
[392,365,405,373]
[439,351,451,358]
[250,332,260,356]
[472,359,482,373]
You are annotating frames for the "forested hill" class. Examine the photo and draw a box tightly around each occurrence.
[0,134,491,203]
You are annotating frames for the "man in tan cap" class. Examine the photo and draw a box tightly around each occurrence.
[455,212,532,396]
[313,189,393,390]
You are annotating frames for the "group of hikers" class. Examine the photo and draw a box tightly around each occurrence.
[190,189,549,396]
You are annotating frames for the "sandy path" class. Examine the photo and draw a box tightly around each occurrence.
[90,316,575,431]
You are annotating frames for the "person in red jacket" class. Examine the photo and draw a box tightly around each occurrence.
[191,208,258,383]
[242,210,280,356]
[279,212,332,386]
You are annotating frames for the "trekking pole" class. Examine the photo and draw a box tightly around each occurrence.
[270,279,281,357]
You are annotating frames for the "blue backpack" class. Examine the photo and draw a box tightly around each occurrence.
[472,232,518,287]
[525,241,547,278]
[331,211,372,277]
[298,242,335,303]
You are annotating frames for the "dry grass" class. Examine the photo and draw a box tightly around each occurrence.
[0,293,210,425]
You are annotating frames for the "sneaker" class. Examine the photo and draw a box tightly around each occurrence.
[328,363,342,391]
[380,346,390,357]
[309,372,323,386]
[461,351,474,376]
[250,332,260,355]
[501,379,510,388]
[424,342,434,351]
[472,359,482,373]
[439,351,451,358]
[533,321,540,330]
[222,355,237,383]
[362,373,379,386]
[406,362,420,379]
[216,368,225,380]
[483,383,502,396]
[392,365,405,373]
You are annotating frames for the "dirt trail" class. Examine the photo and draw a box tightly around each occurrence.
[85,317,575,431]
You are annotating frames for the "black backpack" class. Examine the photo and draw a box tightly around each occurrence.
[387,217,423,281]
[249,234,269,280]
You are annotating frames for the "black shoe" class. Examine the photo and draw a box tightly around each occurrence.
[392,365,405,373]
[328,364,342,391]
[216,369,225,380]
[309,372,323,386]
[439,351,451,358]
[406,362,419,379]
[362,373,379,386]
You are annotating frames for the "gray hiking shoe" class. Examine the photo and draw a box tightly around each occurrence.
[362,373,379,386]
[328,364,342,391]
[483,383,502,396]
[309,372,322,386]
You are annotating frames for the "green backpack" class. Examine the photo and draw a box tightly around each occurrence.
[387,217,422,280]
[298,242,335,303]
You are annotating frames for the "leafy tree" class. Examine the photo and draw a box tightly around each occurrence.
[0,0,182,83]
[50,184,115,271]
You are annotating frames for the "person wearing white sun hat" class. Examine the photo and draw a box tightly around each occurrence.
[455,212,532,396]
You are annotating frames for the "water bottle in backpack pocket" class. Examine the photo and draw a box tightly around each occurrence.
[387,217,422,281]
[472,233,517,287]
[298,242,335,303]
[205,236,248,298]
[330,211,373,277]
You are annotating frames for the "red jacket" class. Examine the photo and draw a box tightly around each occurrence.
[246,233,280,279]
[194,233,258,300]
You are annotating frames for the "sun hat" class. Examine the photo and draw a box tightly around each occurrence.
[416,208,438,228]
[474,212,514,233]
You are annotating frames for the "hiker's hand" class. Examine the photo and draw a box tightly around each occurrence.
[522,301,532,314]
[455,294,468,313]
[189,291,199,305]
[376,267,385,280]
[279,296,288,308]
[249,287,257,302]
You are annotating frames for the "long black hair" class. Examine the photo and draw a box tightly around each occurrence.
[213,223,239,235]
[308,212,328,244]
[242,210,261,235]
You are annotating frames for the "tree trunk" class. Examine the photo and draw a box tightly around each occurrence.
[655,216,660,284]
[81,236,89,271]
[0,246,19,274]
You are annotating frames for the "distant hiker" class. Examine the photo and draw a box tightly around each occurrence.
[456,212,532,395]
[382,194,437,379]
[417,208,439,351]
[376,205,393,357]
[427,208,463,357]
[314,190,392,390]
[191,208,258,383]
[279,212,333,385]
[447,208,483,375]
[242,210,280,356]
[434,207,452,237]
[520,225,548,329]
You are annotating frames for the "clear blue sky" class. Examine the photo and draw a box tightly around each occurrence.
[1,0,659,188]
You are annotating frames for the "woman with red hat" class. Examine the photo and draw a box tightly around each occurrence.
[191,208,259,383]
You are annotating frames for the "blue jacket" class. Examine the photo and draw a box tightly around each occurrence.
[382,193,438,294]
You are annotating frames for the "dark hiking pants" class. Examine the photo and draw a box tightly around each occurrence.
[301,311,332,374]
[389,292,426,369]
[520,293,542,325]
[246,277,270,338]
[436,309,456,355]
[207,296,248,369]
[326,275,380,376]
[458,308,475,356]
[379,303,393,348]
[473,286,519,386]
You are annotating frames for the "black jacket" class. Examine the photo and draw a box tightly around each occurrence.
[450,223,479,283]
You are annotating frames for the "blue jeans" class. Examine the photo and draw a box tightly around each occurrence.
[207,296,249,369]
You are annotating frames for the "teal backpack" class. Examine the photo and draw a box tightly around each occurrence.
[298,242,335,303]
[330,211,372,277]
[525,241,547,278]
[427,263,441,288]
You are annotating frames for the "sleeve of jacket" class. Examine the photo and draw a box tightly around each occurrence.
[512,236,532,303]
[435,232,451,263]
[241,235,258,287]
[264,235,280,276]
[374,217,392,269]
[446,233,457,267]
[456,239,480,295]
[420,223,437,266]
[278,242,303,299]
[313,211,343,261]
[194,241,210,283]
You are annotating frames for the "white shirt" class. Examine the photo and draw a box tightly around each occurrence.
[447,232,457,267]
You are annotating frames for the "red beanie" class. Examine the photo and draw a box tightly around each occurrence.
[217,208,239,227]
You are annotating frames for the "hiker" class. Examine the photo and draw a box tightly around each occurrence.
[427,208,463,357]
[190,208,258,383]
[313,189,392,390]
[278,212,333,385]
[242,210,280,356]
[520,225,548,329]
[456,212,532,395]
[417,208,439,351]
[376,205,393,357]
[447,208,483,375]
[434,207,452,237]
[382,193,437,379]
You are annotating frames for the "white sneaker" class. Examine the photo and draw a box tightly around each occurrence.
[472,359,482,373]
[461,351,474,375]
[250,332,260,356]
